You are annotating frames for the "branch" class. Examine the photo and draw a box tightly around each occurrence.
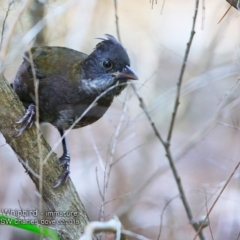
[0,74,89,240]
[0,0,14,51]
[162,1,207,239]
[193,159,240,239]
[113,0,207,239]
[166,0,198,142]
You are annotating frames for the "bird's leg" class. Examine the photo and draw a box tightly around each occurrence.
[15,103,36,137]
[53,128,70,188]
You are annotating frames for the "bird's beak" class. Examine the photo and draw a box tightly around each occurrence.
[112,65,138,80]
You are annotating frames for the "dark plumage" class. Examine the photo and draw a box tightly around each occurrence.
[13,34,138,188]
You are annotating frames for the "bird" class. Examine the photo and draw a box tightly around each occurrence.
[12,34,138,188]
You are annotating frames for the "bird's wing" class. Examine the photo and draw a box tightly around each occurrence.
[23,46,88,78]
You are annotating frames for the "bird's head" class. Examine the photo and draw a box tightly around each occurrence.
[82,34,138,96]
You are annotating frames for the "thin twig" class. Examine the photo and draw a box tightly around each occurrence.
[0,0,31,61]
[114,76,240,235]
[131,84,165,145]
[104,191,132,206]
[113,1,204,238]
[112,0,165,146]
[201,0,205,30]
[116,170,160,217]
[203,189,214,240]
[1,0,77,72]
[217,79,240,106]
[95,167,103,200]
[0,1,14,51]
[157,195,179,240]
[89,126,105,171]
[100,88,130,221]
[106,90,129,189]
[150,0,157,9]
[81,194,101,210]
[167,0,199,143]
[160,0,166,14]
[193,159,240,239]
[113,0,121,43]
[122,229,151,240]
[217,5,231,24]
[28,49,44,239]
[163,1,205,239]
[17,199,26,220]
[111,143,145,166]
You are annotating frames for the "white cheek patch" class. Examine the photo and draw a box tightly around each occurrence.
[81,78,116,94]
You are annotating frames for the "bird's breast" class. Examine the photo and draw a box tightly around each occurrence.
[53,101,111,129]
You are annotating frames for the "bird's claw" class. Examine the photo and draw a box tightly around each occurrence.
[53,154,70,188]
[14,104,36,137]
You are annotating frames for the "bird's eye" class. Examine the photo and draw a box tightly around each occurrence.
[102,60,113,70]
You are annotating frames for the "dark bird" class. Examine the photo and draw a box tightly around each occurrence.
[13,34,138,188]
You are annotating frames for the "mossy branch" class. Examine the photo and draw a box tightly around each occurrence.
[0,73,89,240]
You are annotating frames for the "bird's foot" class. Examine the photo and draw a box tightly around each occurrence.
[15,104,36,137]
[53,154,70,188]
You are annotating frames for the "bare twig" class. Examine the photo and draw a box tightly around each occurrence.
[121,229,151,240]
[157,195,179,240]
[217,79,240,105]
[100,88,130,221]
[1,0,78,72]
[131,84,165,145]
[112,0,165,146]
[163,2,206,239]
[160,0,166,14]
[17,199,25,220]
[114,0,205,239]
[203,190,214,240]
[116,169,160,217]
[0,0,31,61]
[107,90,129,189]
[104,192,132,206]
[95,167,103,200]
[89,126,104,171]
[150,0,157,9]
[113,0,121,43]
[81,194,101,210]
[0,0,14,51]
[167,0,198,142]
[111,143,145,166]
[201,0,205,29]
[217,5,231,24]
[27,49,44,238]
[193,159,240,239]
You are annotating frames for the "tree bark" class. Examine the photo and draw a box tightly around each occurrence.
[0,74,89,240]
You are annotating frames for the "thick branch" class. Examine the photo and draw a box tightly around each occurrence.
[0,74,89,240]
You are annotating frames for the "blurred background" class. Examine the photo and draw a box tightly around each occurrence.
[0,0,240,239]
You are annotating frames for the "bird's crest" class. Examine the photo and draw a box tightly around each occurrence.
[95,34,120,49]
